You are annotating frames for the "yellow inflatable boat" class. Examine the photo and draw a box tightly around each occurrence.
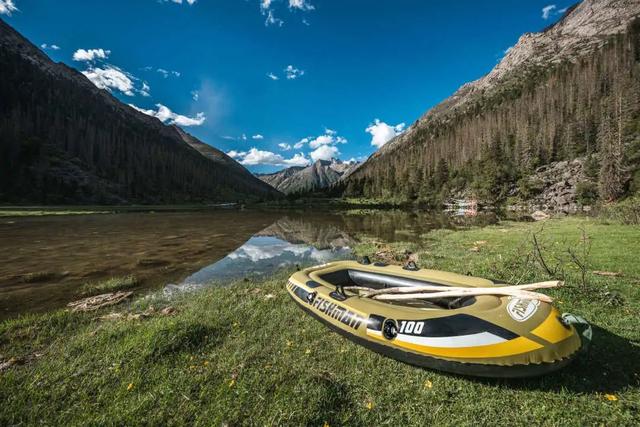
[286,259,591,378]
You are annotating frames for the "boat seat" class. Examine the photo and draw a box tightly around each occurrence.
[318,268,476,309]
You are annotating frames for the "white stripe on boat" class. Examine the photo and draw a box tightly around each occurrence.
[398,332,507,348]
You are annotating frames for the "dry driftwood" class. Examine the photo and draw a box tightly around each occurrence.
[67,291,133,312]
[96,305,177,321]
[592,271,623,277]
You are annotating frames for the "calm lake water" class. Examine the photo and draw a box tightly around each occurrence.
[0,208,495,319]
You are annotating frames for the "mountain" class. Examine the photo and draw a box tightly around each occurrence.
[258,159,360,195]
[337,0,640,207]
[0,19,280,204]
[257,166,306,190]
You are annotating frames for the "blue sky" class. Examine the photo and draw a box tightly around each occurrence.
[2,0,572,173]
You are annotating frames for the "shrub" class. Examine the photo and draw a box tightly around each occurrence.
[599,196,640,225]
[576,181,598,205]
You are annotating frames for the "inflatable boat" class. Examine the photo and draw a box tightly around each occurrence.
[286,259,591,378]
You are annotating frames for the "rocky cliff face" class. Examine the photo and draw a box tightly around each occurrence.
[515,158,593,213]
[258,159,359,195]
[0,18,280,204]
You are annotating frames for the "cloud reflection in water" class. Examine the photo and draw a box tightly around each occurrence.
[170,236,351,293]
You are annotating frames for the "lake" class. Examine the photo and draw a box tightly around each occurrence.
[0,208,495,319]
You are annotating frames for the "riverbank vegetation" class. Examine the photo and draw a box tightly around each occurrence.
[1,217,638,425]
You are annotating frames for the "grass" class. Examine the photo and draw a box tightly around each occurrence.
[1,218,639,425]
[0,204,241,217]
[0,209,111,217]
[79,276,140,296]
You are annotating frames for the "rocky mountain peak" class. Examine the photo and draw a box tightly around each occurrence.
[479,0,640,91]
[258,158,360,195]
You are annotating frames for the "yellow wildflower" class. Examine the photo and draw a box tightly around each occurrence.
[424,379,433,389]
[366,401,374,410]
[604,394,618,401]
[305,349,311,355]
[322,422,330,427]
[229,379,236,387]
[127,383,134,391]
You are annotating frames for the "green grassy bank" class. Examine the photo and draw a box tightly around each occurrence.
[1,218,639,425]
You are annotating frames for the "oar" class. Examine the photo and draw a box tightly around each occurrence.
[356,280,561,298]
[372,287,554,303]
[343,281,561,302]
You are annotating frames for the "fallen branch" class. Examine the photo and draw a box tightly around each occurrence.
[593,271,623,277]
[67,291,133,312]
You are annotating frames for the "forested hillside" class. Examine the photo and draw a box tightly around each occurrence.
[337,1,640,207]
[0,19,280,204]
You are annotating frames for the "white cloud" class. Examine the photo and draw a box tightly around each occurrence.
[167,0,197,5]
[191,90,199,101]
[241,148,282,165]
[282,153,309,166]
[156,68,181,78]
[222,134,251,141]
[267,72,279,80]
[0,0,17,16]
[308,134,334,149]
[260,0,272,11]
[264,9,284,27]
[289,0,314,11]
[285,65,304,79]
[73,48,110,62]
[310,145,339,162]
[297,129,347,150]
[366,119,406,148]
[129,103,206,127]
[231,148,310,167]
[83,66,135,96]
[294,138,308,149]
[41,43,61,51]
[542,4,568,20]
[542,5,556,20]
[140,82,151,97]
[227,150,246,159]
[278,143,292,151]
[252,134,264,140]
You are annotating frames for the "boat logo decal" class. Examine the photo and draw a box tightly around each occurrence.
[310,295,364,330]
[288,282,364,330]
[507,297,540,322]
